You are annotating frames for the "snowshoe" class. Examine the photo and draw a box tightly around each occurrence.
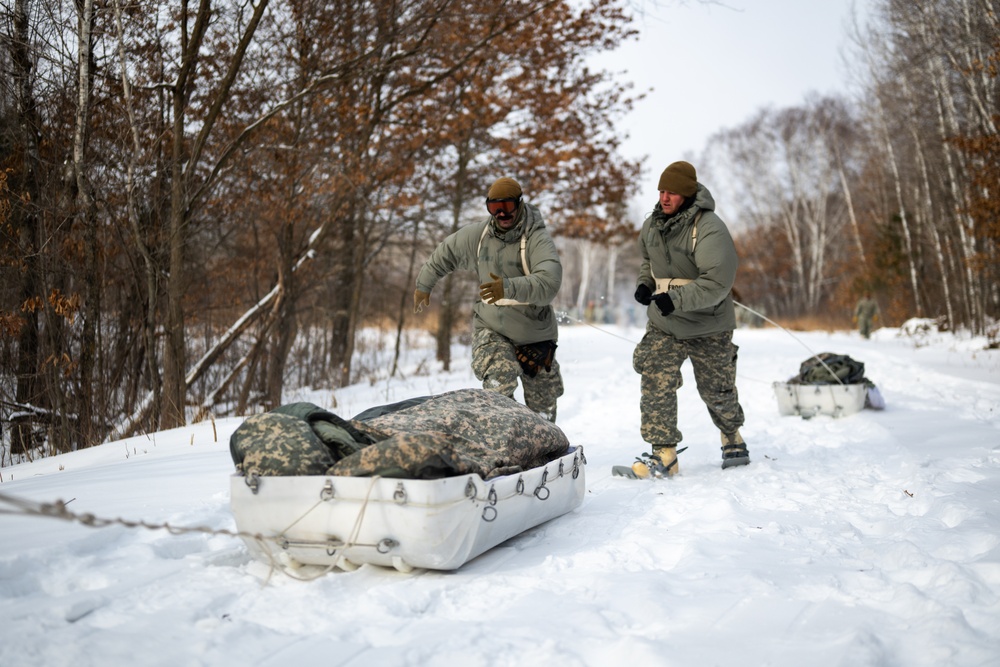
[611,465,640,479]
[612,447,687,479]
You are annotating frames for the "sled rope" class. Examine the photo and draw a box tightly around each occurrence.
[732,301,846,386]
[0,489,338,583]
[556,309,641,344]
[0,452,581,580]
[558,302,843,386]
[555,307,774,385]
[0,489,277,555]
[273,495,328,537]
[344,475,380,552]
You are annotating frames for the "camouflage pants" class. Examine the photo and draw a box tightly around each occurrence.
[632,326,744,445]
[471,327,564,422]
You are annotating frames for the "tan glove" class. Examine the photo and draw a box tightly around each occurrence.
[413,290,430,314]
[479,273,504,304]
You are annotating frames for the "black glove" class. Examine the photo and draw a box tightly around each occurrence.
[634,283,652,306]
[515,341,557,378]
[653,293,675,317]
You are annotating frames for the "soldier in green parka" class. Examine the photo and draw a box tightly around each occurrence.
[413,178,564,422]
[628,161,749,478]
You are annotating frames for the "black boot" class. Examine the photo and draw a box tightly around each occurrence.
[721,432,750,469]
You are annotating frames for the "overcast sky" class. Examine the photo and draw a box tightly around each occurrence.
[594,0,869,215]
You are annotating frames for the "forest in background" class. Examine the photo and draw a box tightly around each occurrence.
[1,0,998,462]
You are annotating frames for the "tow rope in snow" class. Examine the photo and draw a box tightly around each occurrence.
[0,489,326,582]
[556,310,642,344]
[732,301,846,386]
[0,489,269,541]
[557,302,844,386]
[0,465,568,581]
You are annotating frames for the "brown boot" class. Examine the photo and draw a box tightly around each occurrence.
[631,445,683,479]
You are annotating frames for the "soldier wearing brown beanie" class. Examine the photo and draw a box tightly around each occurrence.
[619,161,750,479]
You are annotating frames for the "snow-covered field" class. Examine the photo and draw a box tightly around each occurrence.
[2,320,998,666]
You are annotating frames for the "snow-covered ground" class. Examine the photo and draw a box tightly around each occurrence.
[1,320,998,667]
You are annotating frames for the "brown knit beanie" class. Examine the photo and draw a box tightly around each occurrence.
[657,161,698,197]
[487,177,522,200]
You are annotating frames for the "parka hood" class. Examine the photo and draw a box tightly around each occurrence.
[650,184,716,232]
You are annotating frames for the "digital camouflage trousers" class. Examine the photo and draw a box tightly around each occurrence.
[471,327,564,423]
[632,326,744,445]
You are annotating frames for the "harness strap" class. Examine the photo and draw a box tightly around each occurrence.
[691,211,702,251]
[478,224,530,306]
[653,277,693,294]
[651,211,703,295]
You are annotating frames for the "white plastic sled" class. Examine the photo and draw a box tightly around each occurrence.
[772,381,868,419]
[230,446,586,573]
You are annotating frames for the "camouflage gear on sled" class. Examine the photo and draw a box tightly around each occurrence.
[785,352,884,410]
[231,413,336,477]
[471,328,563,422]
[229,388,570,480]
[789,352,866,385]
[271,402,373,458]
[229,401,378,476]
[632,326,744,445]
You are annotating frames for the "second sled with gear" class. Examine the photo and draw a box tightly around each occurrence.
[772,352,885,419]
[772,381,869,419]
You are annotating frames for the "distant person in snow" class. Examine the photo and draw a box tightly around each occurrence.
[628,161,749,478]
[413,177,564,422]
[854,292,879,339]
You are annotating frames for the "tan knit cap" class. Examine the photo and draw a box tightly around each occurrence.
[487,177,522,200]
[657,161,698,197]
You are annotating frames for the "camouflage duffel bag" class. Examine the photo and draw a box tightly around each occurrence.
[229,388,571,480]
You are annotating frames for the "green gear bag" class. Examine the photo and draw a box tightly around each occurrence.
[792,352,867,385]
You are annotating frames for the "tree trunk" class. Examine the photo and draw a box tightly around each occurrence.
[903,75,956,326]
[393,218,422,377]
[927,44,983,330]
[10,0,44,455]
[864,42,924,316]
[264,270,295,411]
[575,241,595,318]
[436,143,472,370]
[605,243,620,323]
[111,0,162,433]
[328,206,358,388]
[74,0,99,449]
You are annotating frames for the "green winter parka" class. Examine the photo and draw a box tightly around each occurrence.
[637,184,738,340]
[416,202,561,345]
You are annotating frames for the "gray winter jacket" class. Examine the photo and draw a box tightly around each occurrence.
[636,184,737,339]
[416,202,561,345]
